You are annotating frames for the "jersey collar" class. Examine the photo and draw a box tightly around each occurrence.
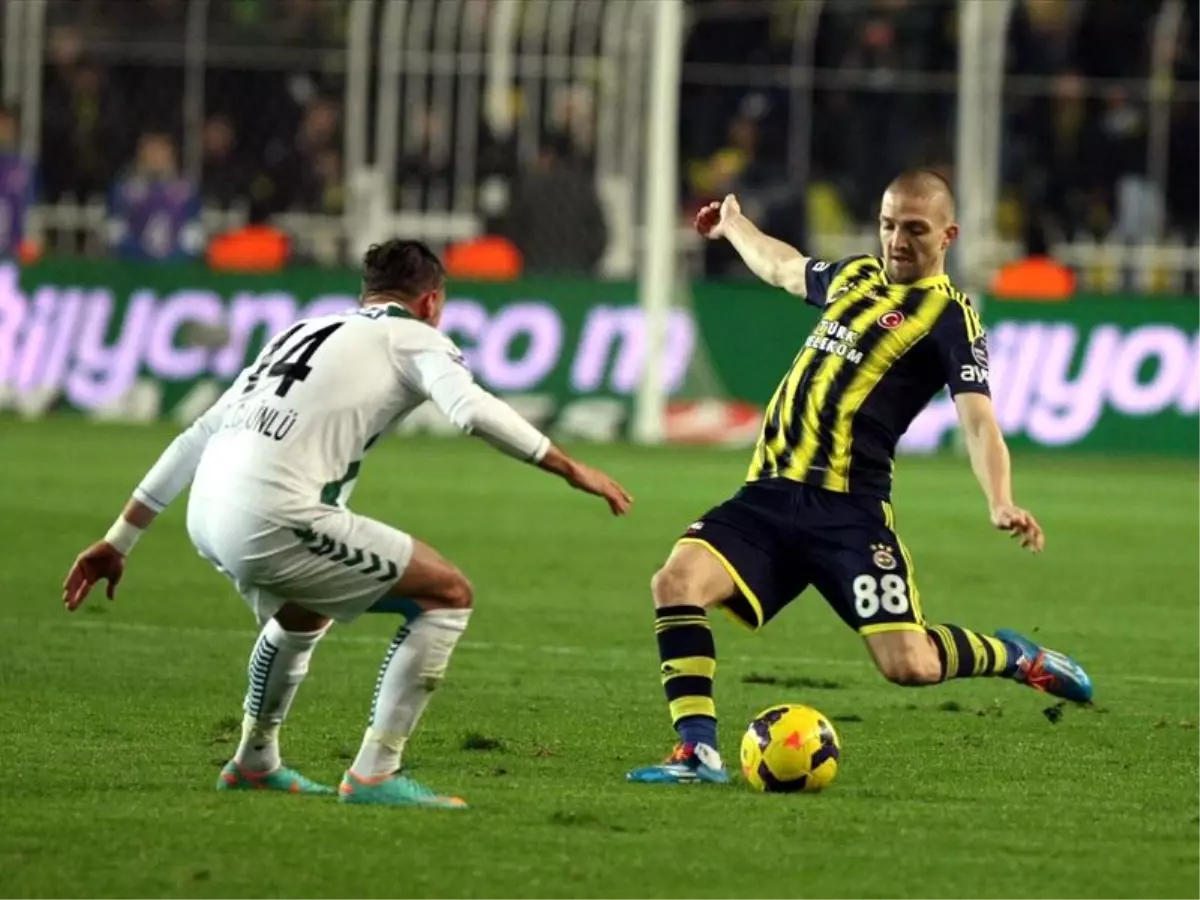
[383,302,417,321]
[877,259,952,291]
[910,272,952,290]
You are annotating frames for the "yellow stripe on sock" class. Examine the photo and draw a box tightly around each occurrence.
[669,696,717,722]
[660,655,717,682]
[982,635,1009,673]
[654,616,711,633]
[934,625,959,677]
[965,630,988,676]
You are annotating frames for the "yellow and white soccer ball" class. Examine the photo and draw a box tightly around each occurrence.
[740,704,841,793]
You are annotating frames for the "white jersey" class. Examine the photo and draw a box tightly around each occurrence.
[131,302,550,525]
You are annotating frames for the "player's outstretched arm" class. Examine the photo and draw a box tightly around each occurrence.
[954,393,1044,553]
[61,386,235,611]
[535,444,633,516]
[695,194,810,296]
[410,349,632,516]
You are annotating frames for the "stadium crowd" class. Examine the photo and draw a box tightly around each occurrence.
[2,0,1196,276]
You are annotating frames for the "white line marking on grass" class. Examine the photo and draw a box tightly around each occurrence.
[6,616,1198,687]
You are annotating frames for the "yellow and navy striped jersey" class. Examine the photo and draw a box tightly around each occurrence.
[747,255,989,498]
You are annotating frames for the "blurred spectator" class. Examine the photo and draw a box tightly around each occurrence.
[497,133,607,275]
[106,132,203,261]
[687,97,771,205]
[201,114,250,208]
[263,96,340,212]
[686,95,803,279]
[0,108,36,261]
[40,26,123,201]
[1092,88,1159,246]
[1007,0,1080,76]
[303,148,345,215]
[397,110,451,206]
[1022,71,1096,239]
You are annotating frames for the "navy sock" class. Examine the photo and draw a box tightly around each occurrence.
[927,624,1022,680]
[654,606,719,751]
[677,714,719,751]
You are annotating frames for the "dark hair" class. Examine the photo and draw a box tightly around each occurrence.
[360,239,445,298]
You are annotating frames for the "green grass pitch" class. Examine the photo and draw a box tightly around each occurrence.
[1,418,1197,898]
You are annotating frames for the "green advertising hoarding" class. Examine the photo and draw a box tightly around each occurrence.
[0,260,1195,454]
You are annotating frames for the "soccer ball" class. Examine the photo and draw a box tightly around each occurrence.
[740,704,841,793]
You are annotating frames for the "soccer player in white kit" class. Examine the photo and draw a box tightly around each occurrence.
[61,239,632,809]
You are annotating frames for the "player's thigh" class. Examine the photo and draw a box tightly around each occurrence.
[278,510,426,622]
[804,494,925,637]
[667,483,810,630]
[653,541,739,608]
[186,499,289,625]
[304,511,473,612]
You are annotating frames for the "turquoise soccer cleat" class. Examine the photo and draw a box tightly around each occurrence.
[626,742,730,785]
[337,770,468,809]
[997,628,1094,704]
[216,761,335,795]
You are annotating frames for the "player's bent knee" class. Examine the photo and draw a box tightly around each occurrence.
[440,572,474,610]
[392,539,475,610]
[650,565,694,608]
[651,542,738,610]
[274,602,332,633]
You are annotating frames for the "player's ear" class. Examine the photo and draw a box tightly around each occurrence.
[943,222,959,250]
[416,289,441,322]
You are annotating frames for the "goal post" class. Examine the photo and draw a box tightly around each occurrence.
[631,0,684,446]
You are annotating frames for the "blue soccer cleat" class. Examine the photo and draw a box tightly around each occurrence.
[997,628,1094,704]
[626,742,730,785]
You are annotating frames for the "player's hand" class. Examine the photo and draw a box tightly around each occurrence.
[694,194,741,240]
[62,541,126,611]
[564,463,634,516]
[990,505,1044,553]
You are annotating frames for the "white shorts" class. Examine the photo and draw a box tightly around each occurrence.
[186,499,415,625]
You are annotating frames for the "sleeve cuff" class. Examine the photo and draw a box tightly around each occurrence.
[131,487,168,513]
[529,435,551,464]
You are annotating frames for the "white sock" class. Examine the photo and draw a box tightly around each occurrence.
[234,619,326,772]
[350,608,471,780]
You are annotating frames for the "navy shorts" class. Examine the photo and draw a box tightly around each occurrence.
[678,479,926,636]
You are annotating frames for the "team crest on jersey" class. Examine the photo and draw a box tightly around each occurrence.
[870,543,898,571]
[971,334,989,368]
[877,310,905,330]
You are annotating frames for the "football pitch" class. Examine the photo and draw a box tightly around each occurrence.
[1,418,1197,899]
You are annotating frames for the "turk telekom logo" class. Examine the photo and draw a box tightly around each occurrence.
[900,319,1200,451]
[0,263,696,411]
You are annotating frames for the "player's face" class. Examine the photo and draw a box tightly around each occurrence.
[879,190,957,283]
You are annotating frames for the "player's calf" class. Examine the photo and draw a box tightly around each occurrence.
[349,540,474,792]
[230,604,331,777]
[865,631,943,686]
[628,543,738,784]
[867,625,1017,687]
